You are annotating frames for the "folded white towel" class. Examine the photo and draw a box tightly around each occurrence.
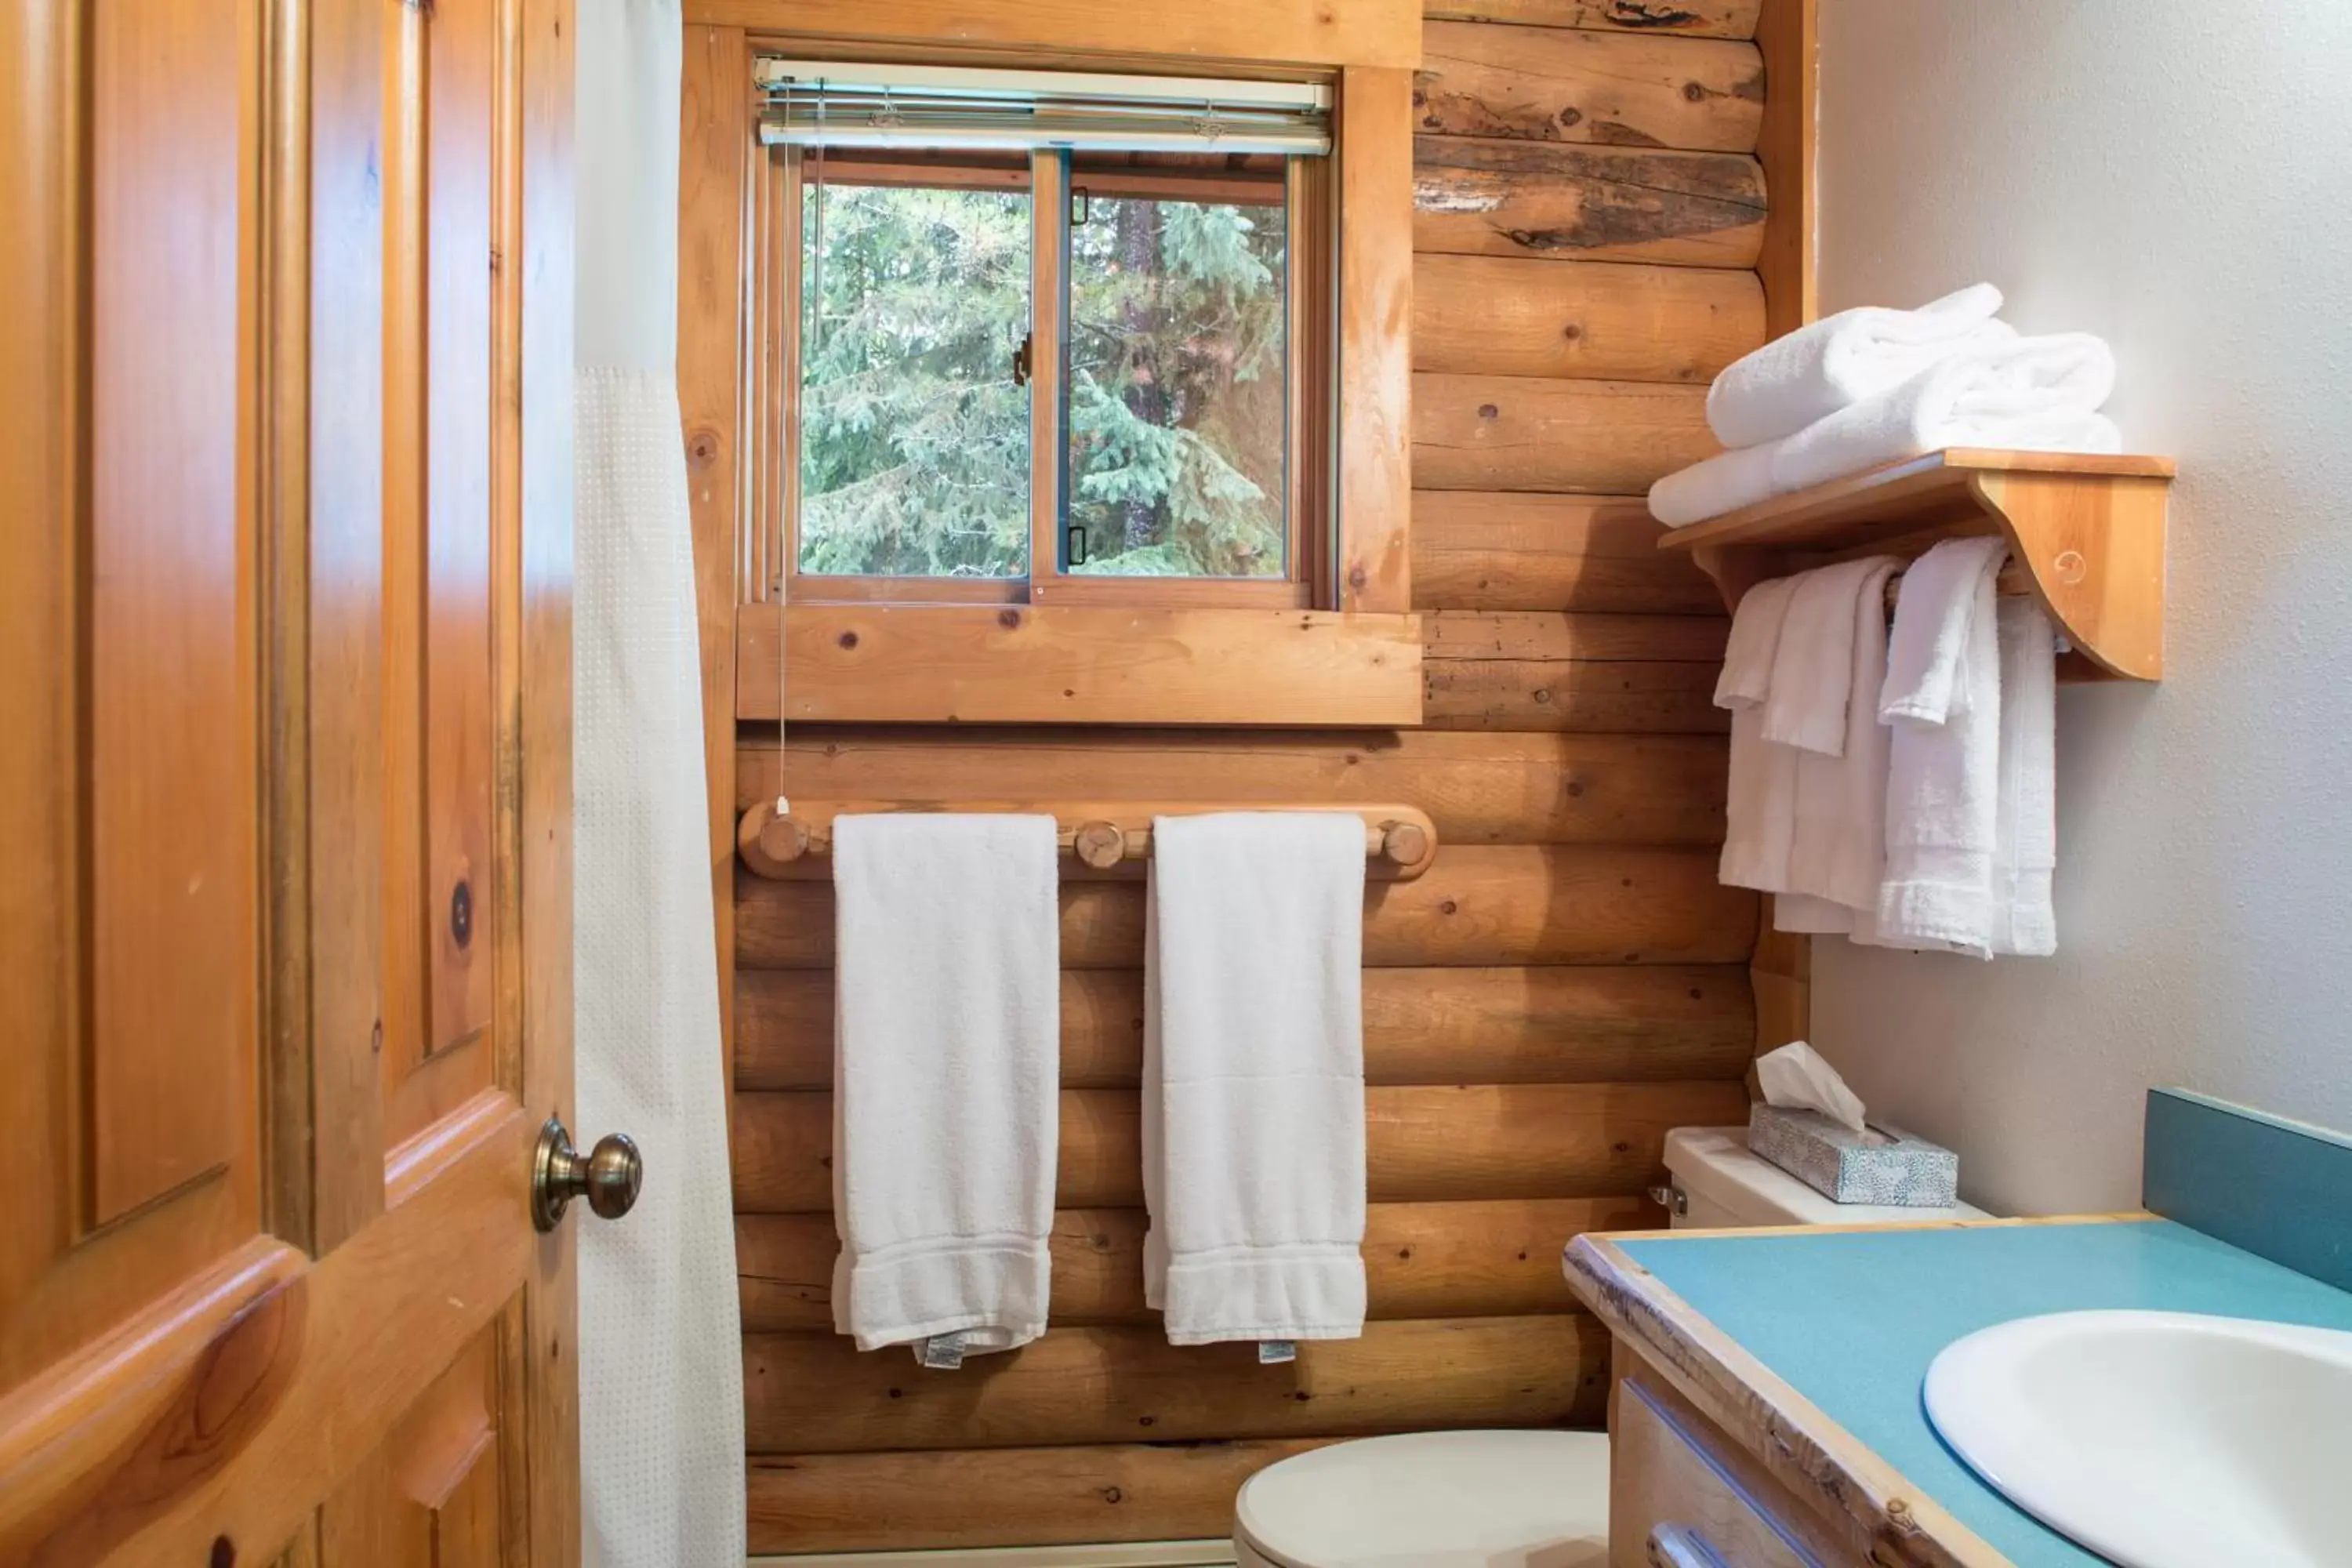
[1708,283,2016,448]
[1648,440,1780,530]
[1785,557,1904,927]
[1772,332,2121,495]
[1988,597,2059,956]
[1875,539,2007,955]
[1650,333,2124,529]
[832,814,1061,1356]
[1715,575,1801,894]
[1145,813,1367,1345]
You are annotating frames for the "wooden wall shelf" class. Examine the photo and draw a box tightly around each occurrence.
[738,799,1439,881]
[1657,448,2176,681]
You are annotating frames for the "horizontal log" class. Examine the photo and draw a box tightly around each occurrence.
[1416,136,1762,269]
[1423,0,1760,39]
[735,603,1421,727]
[731,1079,1750,1212]
[686,0,1424,69]
[1410,490,1724,612]
[746,1439,1338,1555]
[1423,610,1729,663]
[1414,255,1762,383]
[738,845,1755,970]
[740,727,1728,850]
[736,963,1753,1092]
[739,1196,1653,1333]
[1414,372,1718,493]
[742,1314,1609,1453]
[1423,657,1730,733]
[1416,21,1762,153]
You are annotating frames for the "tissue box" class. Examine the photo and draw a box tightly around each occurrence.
[1747,1104,1959,1207]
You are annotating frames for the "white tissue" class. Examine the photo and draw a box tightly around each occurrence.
[1755,1040,1867,1134]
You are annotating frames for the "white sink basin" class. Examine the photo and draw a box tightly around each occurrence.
[1924,1310,2352,1567]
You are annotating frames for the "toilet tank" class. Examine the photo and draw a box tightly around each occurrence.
[1662,1126,1993,1229]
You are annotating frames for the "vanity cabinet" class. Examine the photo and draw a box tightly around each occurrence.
[1609,1345,1866,1568]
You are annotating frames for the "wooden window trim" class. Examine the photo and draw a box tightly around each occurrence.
[702,32,1419,728]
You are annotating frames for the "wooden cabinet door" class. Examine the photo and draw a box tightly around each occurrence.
[0,0,582,1562]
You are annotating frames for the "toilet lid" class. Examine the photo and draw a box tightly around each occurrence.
[1233,1429,1610,1568]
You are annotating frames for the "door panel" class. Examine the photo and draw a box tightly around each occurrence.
[0,0,579,1560]
[85,0,258,1231]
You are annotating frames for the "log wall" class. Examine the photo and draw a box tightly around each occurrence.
[727,2,1784,1551]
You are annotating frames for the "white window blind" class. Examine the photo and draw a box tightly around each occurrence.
[753,58,1333,156]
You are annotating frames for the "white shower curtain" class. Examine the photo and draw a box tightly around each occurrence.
[573,2,747,1563]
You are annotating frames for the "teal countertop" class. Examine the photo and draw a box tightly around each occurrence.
[1617,1219,2352,1568]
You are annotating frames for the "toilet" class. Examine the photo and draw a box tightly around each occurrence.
[1230,1126,1991,1567]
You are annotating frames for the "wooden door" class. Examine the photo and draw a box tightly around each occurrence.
[0,0,582,1563]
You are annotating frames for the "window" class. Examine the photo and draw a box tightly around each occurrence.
[756,60,1335,608]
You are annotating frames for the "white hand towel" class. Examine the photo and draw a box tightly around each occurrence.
[1708,282,2016,448]
[831,814,1061,1356]
[1764,557,1894,757]
[1770,333,2121,496]
[1875,538,2007,955]
[1715,575,1801,894]
[1785,557,1904,925]
[1145,813,1367,1345]
[1646,440,1780,529]
[1988,597,2059,956]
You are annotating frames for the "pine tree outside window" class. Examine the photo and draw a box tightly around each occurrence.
[754,61,1336,610]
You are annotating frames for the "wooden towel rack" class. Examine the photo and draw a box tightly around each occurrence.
[1660,448,2175,681]
[737,800,1439,881]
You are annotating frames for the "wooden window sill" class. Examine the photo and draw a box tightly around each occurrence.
[735,601,1422,727]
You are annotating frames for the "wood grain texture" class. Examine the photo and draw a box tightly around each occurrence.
[737,964,1751,1091]
[1752,0,1816,337]
[743,1315,1609,1453]
[736,603,1423,727]
[741,1196,1645,1332]
[1613,1367,1867,1568]
[680,24,747,1075]
[747,1439,1333,1555]
[1423,657,1729,733]
[733,1079,1748,1211]
[1424,0,1759,38]
[1338,66,1417,613]
[681,0,1425,68]
[1414,136,1764,269]
[1414,255,1762,383]
[1410,491,1722,612]
[1413,372,1718,493]
[737,845,1756,969]
[741,725,1729,848]
[1424,609,1728,663]
[1415,22,1762,153]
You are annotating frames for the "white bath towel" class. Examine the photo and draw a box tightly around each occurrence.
[1708,282,2016,448]
[1650,333,2124,529]
[832,814,1061,1356]
[1144,813,1367,1345]
[1784,557,1904,930]
[1771,332,2122,495]
[1875,538,2007,954]
[1988,597,2059,956]
[1715,575,1801,894]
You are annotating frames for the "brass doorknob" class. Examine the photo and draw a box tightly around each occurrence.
[532,1116,642,1232]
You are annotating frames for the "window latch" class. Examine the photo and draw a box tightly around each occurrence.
[1011,331,1034,388]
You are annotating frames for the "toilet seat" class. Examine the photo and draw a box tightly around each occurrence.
[1232,1429,1610,1568]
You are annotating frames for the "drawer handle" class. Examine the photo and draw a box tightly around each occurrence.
[1648,1524,1728,1568]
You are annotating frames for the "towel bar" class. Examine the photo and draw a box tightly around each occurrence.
[737,799,1438,881]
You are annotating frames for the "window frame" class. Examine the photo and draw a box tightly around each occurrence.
[756,90,1334,611]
